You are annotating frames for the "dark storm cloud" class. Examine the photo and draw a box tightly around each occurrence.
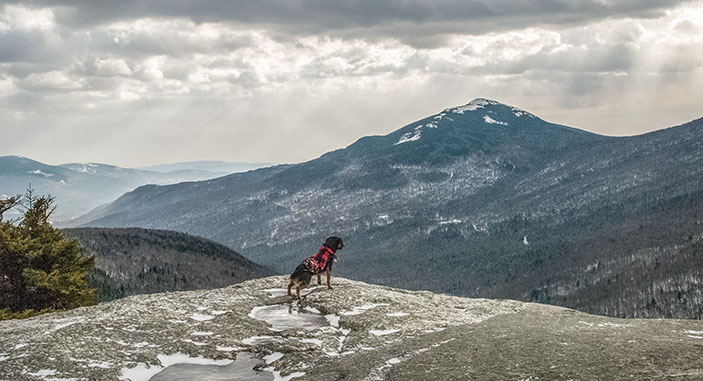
[6,0,696,44]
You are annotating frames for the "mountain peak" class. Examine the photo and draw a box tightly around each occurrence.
[445,98,535,119]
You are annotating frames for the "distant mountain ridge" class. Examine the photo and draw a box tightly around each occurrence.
[62,227,274,301]
[139,160,272,174]
[0,156,272,222]
[67,98,703,319]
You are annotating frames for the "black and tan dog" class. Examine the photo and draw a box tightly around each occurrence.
[288,236,344,299]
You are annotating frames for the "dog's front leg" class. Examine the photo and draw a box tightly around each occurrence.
[326,267,332,290]
[317,273,322,285]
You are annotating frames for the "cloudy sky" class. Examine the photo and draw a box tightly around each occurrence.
[1,0,702,167]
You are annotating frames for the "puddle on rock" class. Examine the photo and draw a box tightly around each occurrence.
[249,304,330,331]
[150,352,269,381]
[149,352,304,381]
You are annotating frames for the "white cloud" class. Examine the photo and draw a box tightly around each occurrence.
[0,1,702,166]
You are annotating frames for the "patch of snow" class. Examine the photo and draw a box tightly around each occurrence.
[386,312,409,317]
[688,335,703,339]
[395,130,421,145]
[263,367,305,381]
[264,352,284,364]
[46,317,84,334]
[28,169,54,177]
[369,329,400,336]
[449,98,498,114]
[242,335,276,346]
[301,338,323,346]
[303,306,321,314]
[210,310,229,315]
[190,331,213,336]
[685,330,703,335]
[523,235,529,245]
[340,304,389,316]
[196,306,208,311]
[325,314,340,328]
[27,369,57,377]
[263,288,288,298]
[181,339,207,346]
[597,322,630,328]
[14,344,28,350]
[190,313,214,321]
[0,354,9,362]
[483,115,508,126]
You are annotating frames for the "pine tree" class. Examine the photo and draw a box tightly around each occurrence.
[0,187,97,319]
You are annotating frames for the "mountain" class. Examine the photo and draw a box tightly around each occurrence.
[1,276,703,380]
[139,160,272,174]
[62,228,274,301]
[0,156,271,222]
[67,98,703,319]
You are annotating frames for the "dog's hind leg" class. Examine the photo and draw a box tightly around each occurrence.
[287,281,294,296]
[317,274,322,285]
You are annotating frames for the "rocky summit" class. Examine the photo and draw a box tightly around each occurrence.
[2,276,703,380]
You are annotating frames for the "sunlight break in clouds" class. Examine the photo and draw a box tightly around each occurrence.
[0,1,702,167]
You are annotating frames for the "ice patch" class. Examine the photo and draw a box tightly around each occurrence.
[190,313,214,321]
[369,329,400,336]
[484,115,508,126]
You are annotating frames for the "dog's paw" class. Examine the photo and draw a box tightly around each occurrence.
[328,286,333,290]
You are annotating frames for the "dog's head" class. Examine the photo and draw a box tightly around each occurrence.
[325,236,344,252]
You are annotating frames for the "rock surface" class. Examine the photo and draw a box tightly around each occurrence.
[2,276,703,380]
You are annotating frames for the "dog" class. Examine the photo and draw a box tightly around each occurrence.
[288,236,344,299]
